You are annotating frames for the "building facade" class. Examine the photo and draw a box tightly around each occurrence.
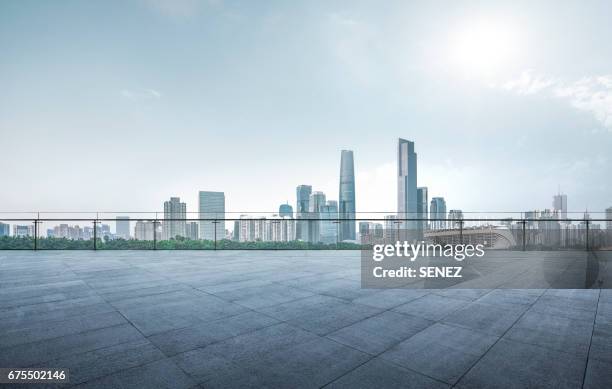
[430,197,447,230]
[339,150,356,241]
[199,191,225,241]
[295,185,312,241]
[398,139,417,232]
[163,197,187,240]
[416,187,428,239]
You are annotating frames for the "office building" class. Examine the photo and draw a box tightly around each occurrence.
[398,139,417,232]
[279,203,293,218]
[553,193,568,221]
[309,191,326,243]
[448,209,464,228]
[163,197,187,240]
[0,222,9,237]
[134,221,157,241]
[606,207,612,230]
[339,150,356,241]
[296,185,312,241]
[13,225,33,237]
[384,215,399,242]
[417,187,428,238]
[320,200,338,244]
[199,191,225,241]
[186,222,199,240]
[430,197,447,230]
[116,216,130,239]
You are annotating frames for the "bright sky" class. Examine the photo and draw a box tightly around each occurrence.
[1,0,611,216]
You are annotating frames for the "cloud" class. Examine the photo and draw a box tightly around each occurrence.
[495,70,612,129]
[120,89,162,101]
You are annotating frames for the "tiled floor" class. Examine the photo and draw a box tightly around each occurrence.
[0,250,611,388]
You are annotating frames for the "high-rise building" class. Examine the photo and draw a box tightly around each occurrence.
[296,185,312,241]
[163,197,187,240]
[186,222,199,240]
[320,200,338,244]
[430,197,447,230]
[553,193,568,220]
[309,191,326,243]
[339,150,356,241]
[416,187,428,238]
[606,207,612,230]
[398,139,417,232]
[384,215,399,242]
[0,222,9,237]
[116,216,130,239]
[448,209,464,228]
[13,225,33,237]
[134,221,157,241]
[279,203,293,218]
[199,191,225,241]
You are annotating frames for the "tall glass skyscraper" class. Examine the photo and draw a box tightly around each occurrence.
[398,139,417,232]
[199,191,225,241]
[309,191,326,243]
[339,150,356,241]
[295,185,312,241]
[320,200,339,244]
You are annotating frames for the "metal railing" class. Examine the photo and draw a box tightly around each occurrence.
[1,212,611,251]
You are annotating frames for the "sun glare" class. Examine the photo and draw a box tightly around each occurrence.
[449,19,521,78]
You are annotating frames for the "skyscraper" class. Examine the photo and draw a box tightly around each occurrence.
[416,187,428,239]
[186,222,199,240]
[0,222,9,237]
[430,197,447,230]
[339,150,356,241]
[309,191,327,243]
[199,191,225,241]
[553,192,568,220]
[163,197,187,240]
[398,139,417,232]
[296,185,312,241]
[320,200,339,244]
[116,216,131,239]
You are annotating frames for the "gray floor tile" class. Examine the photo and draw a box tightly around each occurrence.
[442,302,527,336]
[327,311,433,355]
[380,323,498,384]
[392,294,470,321]
[456,339,586,389]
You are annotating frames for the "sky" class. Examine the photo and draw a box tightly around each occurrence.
[1,0,611,218]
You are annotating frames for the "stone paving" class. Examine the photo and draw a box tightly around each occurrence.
[0,250,611,388]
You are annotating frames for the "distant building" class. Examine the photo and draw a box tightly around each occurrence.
[163,197,187,240]
[13,225,33,237]
[320,200,338,244]
[553,193,568,220]
[448,209,464,228]
[0,222,9,237]
[309,191,326,243]
[116,216,130,239]
[606,207,612,230]
[134,221,157,241]
[430,197,447,230]
[339,150,356,241]
[199,191,225,241]
[279,203,293,218]
[384,215,399,242]
[295,185,312,241]
[186,222,199,240]
[398,139,417,231]
[417,187,428,238]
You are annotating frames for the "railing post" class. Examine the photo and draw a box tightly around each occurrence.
[93,219,97,250]
[33,219,38,251]
[153,219,158,250]
[213,220,218,250]
[522,220,526,251]
[585,219,590,251]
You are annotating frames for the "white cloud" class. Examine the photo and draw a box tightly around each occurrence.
[496,70,612,129]
[120,89,162,101]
